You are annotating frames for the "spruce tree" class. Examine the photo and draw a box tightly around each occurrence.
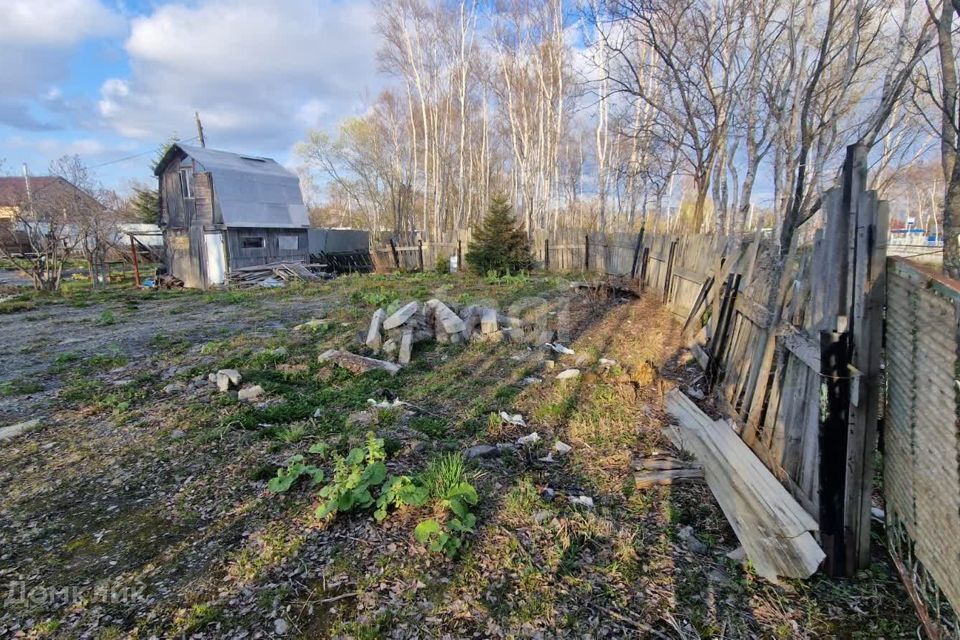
[131,187,160,224]
[465,195,534,275]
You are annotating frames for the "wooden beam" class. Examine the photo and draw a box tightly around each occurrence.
[665,390,824,581]
[681,275,714,338]
[778,324,820,372]
[630,227,645,280]
[844,190,889,573]
[818,330,851,576]
[662,239,678,304]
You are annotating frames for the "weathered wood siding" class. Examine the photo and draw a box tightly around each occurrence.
[193,172,215,226]
[225,228,310,269]
[160,155,186,227]
[163,227,203,289]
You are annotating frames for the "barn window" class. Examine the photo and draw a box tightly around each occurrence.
[278,234,299,251]
[241,236,265,249]
[179,168,193,198]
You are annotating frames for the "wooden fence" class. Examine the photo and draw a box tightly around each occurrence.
[371,230,470,273]
[696,148,886,578]
[371,145,887,577]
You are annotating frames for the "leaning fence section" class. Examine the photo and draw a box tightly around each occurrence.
[884,258,960,637]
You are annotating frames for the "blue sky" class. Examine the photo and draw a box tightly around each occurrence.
[0,0,381,191]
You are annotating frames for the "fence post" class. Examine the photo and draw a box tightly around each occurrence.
[389,237,400,269]
[707,273,741,388]
[630,227,645,280]
[639,247,650,289]
[418,239,425,272]
[544,237,551,271]
[457,240,462,271]
[129,234,141,288]
[843,149,888,574]
[663,239,678,304]
[807,143,886,577]
[819,329,851,576]
[584,235,590,272]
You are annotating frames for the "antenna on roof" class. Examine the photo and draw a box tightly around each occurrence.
[195,111,206,148]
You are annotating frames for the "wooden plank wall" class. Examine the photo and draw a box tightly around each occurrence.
[677,145,887,578]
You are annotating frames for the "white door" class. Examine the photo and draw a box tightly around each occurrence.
[203,231,227,286]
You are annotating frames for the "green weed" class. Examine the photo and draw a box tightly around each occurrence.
[409,416,447,439]
[0,378,43,396]
[419,452,469,500]
[275,423,307,444]
[204,290,255,305]
[267,455,324,492]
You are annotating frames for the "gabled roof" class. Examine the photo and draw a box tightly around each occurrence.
[0,176,88,207]
[154,143,309,229]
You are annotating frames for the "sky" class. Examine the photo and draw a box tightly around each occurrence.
[0,0,381,191]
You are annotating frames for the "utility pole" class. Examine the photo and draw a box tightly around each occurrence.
[22,163,33,215]
[195,111,206,148]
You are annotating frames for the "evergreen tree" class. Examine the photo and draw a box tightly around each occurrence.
[131,187,160,224]
[465,195,534,275]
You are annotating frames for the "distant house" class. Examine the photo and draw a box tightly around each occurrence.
[0,175,100,256]
[0,175,96,222]
[154,143,310,288]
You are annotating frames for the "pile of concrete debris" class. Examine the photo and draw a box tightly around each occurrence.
[363,298,561,365]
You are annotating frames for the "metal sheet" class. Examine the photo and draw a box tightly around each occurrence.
[177,144,309,229]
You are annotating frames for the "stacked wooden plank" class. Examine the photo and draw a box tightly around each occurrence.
[665,389,825,581]
[227,261,328,287]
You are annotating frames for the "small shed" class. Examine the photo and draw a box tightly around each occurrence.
[155,144,310,288]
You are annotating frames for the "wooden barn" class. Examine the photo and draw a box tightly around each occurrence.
[155,143,310,288]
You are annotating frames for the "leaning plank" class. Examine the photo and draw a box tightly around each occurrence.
[681,275,714,338]
[778,324,820,372]
[690,343,710,370]
[318,349,401,376]
[665,389,824,581]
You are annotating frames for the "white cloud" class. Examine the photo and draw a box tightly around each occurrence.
[0,0,125,129]
[6,135,112,157]
[98,0,381,155]
[0,0,123,46]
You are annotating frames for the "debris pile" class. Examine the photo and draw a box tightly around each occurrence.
[227,261,330,288]
[363,298,563,365]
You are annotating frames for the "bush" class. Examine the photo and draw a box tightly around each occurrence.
[465,195,534,276]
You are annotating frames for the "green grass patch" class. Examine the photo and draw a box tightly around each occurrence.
[0,378,43,396]
[409,416,447,439]
[0,299,36,314]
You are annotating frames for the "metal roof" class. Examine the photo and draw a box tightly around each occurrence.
[156,144,309,229]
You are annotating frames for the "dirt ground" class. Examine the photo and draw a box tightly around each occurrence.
[0,273,917,638]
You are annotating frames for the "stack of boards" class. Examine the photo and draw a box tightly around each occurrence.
[665,389,825,581]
